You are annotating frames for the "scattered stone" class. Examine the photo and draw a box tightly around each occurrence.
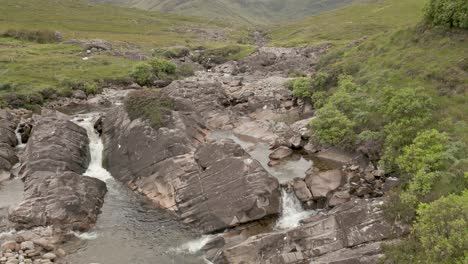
[269,146,293,160]
[305,169,344,198]
[20,242,34,251]
[1,241,17,252]
[41,253,56,260]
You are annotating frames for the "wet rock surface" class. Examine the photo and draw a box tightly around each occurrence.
[0,110,18,177]
[102,107,280,233]
[8,110,107,231]
[205,198,408,264]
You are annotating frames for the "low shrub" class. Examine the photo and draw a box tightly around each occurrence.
[2,29,61,43]
[292,78,312,98]
[130,62,154,86]
[124,89,174,128]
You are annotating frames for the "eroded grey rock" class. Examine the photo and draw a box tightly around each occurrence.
[9,111,107,231]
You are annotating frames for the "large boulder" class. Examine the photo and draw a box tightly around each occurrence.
[102,106,280,233]
[207,198,408,264]
[305,169,344,199]
[9,111,107,231]
[0,110,18,174]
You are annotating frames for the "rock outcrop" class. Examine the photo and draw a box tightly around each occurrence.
[102,106,280,233]
[0,110,18,178]
[8,110,107,231]
[204,198,408,264]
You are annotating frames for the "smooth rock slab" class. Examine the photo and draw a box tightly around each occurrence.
[103,107,280,233]
[9,111,107,231]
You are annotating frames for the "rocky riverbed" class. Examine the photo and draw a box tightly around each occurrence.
[0,44,406,264]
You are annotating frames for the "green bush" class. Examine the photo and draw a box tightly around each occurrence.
[130,62,154,86]
[424,0,468,29]
[310,104,356,147]
[124,89,174,128]
[312,71,330,90]
[160,46,190,59]
[148,57,177,76]
[2,29,61,43]
[2,93,27,108]
[83,82,100,96]
[292,78,312,98]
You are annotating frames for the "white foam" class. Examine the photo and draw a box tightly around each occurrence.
[73,114,112,181]
[14,123,26,149]
[275,189,314,230]
[175,235,215,254]
[70,231,98,240]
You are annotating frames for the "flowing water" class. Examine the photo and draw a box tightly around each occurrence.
[209,131,317,230]
[275,189,315,230]
[209,131,312,183]
[66,113,207,264]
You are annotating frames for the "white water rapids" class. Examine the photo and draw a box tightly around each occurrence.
[275,189,314,230]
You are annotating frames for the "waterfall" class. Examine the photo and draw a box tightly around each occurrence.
[14,123,25,150]
[275,188,314,230]
[73,114,112,181]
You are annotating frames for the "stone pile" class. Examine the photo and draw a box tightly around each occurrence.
[0,240,61,264]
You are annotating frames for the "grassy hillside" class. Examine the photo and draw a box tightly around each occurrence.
[0,0,242,45]
[0,0,254,106]
[92,0,355,25]
[270,0,427,46]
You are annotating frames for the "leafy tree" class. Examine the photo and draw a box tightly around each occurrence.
[425,0,468,29]
[310,104,356,147]
[292,78,312,98]
[414,191,468,264]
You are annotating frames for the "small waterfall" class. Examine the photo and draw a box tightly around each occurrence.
[275,189,314,230]
[175,235,215,254]
[73,114,112,181]
[14,123,26,149]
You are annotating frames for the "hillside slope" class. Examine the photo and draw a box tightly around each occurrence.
[92,0,355,24]
[270,0,427,46]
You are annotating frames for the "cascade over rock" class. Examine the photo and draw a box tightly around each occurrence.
[102,106,280,233]
[204,198,408,264]
[8,110,107,231]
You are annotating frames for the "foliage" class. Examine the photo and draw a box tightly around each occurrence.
[148,57,177,76]
[292,78,312,98]
[310,104,356,147]
[312,71,330,90]
[130,63,153,86]
[383,191,468,264]
[424,0,468,29]
[124,89,174,128]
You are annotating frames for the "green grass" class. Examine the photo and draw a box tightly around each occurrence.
[0,0,239,46]
[0,0,256,101]
[0,37,138,95]
[270,0,427,47]
[317,27,468,143]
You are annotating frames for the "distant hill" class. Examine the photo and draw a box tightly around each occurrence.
[91,0,355,24]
